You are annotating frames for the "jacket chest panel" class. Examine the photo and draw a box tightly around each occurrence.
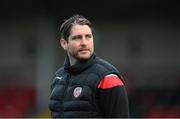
[67,74,93,101]
[64,85,93,101]
[52,73,98,102]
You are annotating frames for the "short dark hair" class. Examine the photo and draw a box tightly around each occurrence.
[59,14,93,40]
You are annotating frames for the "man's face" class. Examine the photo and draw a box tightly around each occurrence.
[62,24,94,61]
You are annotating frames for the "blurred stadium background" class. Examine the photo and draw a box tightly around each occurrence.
[0,0,180,118]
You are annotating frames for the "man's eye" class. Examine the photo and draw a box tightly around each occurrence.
[72,37,76,40]
[86,35,92,39]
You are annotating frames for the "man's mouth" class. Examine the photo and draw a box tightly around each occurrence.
[79,49,90,52]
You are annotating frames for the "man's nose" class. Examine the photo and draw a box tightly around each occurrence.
[80,37,87,45]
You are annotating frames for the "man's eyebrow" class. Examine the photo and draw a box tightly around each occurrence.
[71,35,82,39]
[71,33,92,38]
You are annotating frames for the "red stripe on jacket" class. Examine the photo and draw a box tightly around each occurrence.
[97,74,124,89]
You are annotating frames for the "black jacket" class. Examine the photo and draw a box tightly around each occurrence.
[49,53,129,118]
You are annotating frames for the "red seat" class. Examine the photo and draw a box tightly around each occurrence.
[0,87,35,118]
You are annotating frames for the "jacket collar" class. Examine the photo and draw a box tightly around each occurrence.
[64,53,96,74]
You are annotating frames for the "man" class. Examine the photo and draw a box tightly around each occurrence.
[49,14,129,118]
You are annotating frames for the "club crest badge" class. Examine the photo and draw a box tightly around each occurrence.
[73,87,82,98]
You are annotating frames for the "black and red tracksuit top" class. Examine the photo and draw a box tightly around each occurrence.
[49,53,129,118]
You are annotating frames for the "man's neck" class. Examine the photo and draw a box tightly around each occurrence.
[68,55,77,66]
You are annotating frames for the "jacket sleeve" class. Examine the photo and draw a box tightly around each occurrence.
[96,74,129,118]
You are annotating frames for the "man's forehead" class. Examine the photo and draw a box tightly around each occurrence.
[70,25,92,34]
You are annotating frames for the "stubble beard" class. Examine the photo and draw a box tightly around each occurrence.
[69,49,93,62]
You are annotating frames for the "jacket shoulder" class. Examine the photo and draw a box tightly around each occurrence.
[50,67,65,91]
[55,67,65,76]
[93,57,125,84]
[93,57,120,75]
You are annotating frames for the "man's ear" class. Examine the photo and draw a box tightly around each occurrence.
[60,38,67,50]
